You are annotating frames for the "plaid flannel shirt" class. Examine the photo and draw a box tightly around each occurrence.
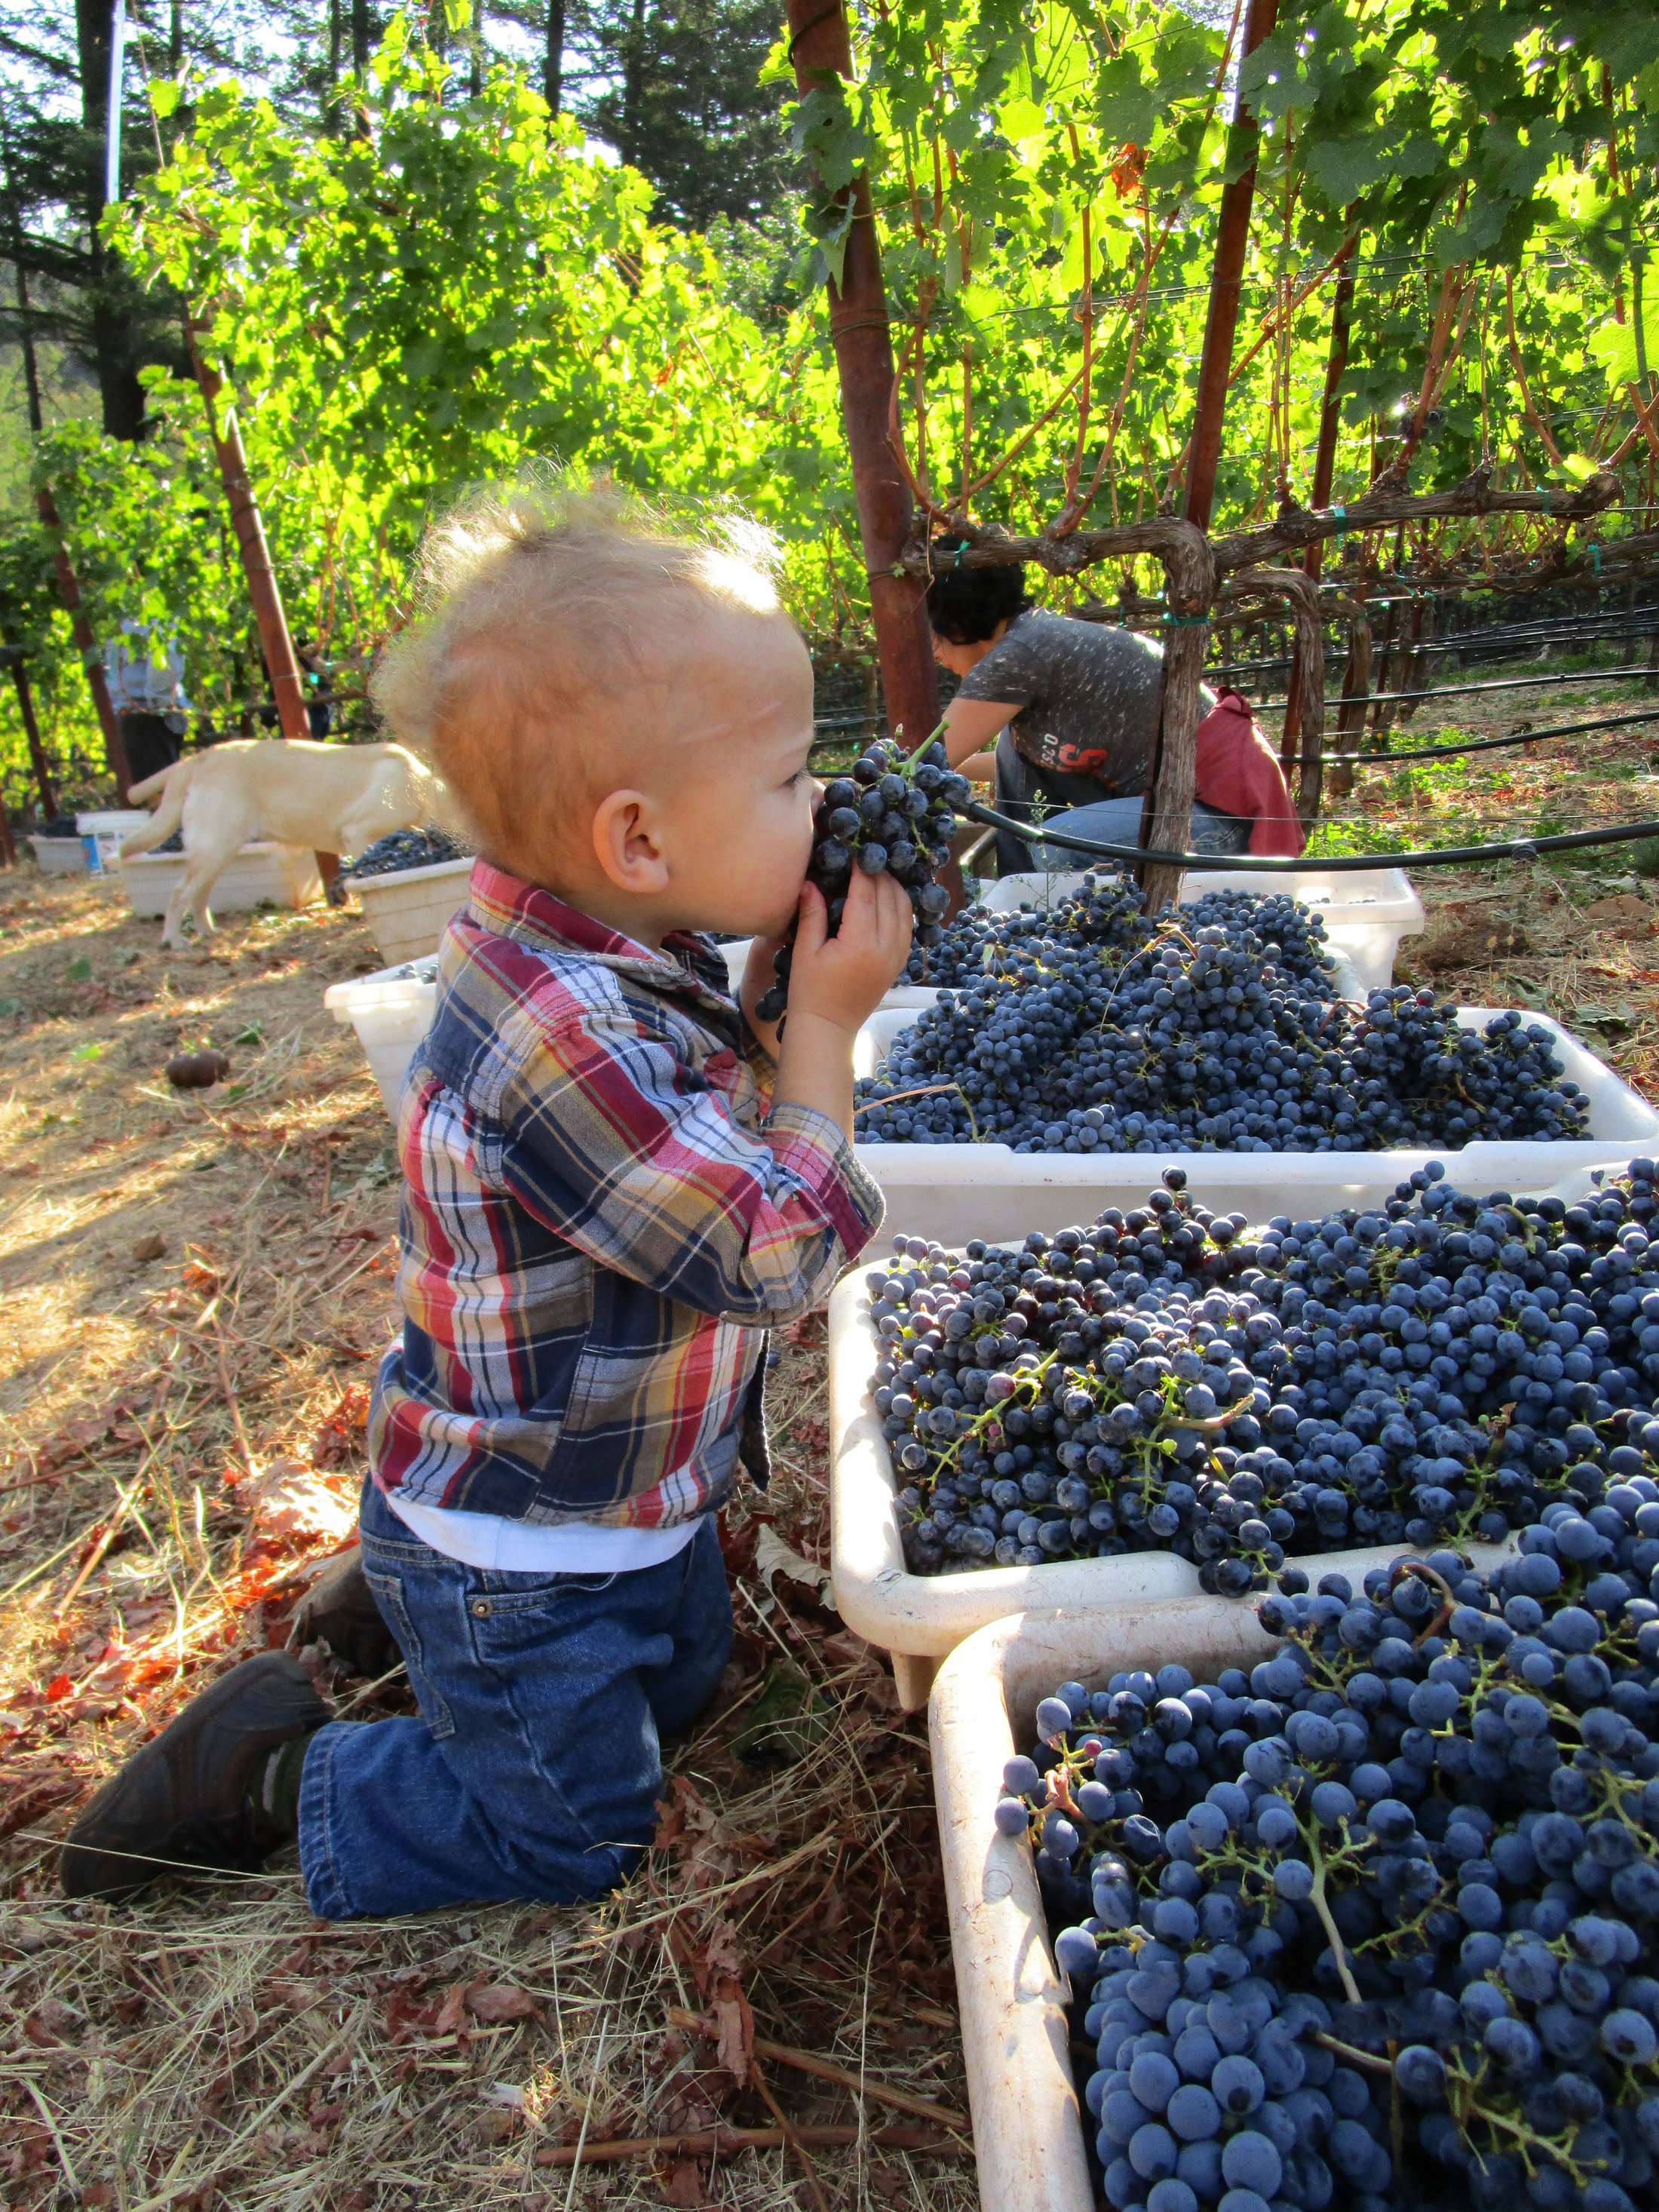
[368,861,885,1529]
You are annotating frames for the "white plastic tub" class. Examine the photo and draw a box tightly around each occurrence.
[830,1266,1516,1708]
[851,1003,1659,1247]
[120,842,322,920]
[349,856,474,965]
[29,835,87,876]
[334,946,762,1127]
[77,808,153,880]
[983,867,1426,993]
[324,959,437,1121]
[931,1600,1283,2212]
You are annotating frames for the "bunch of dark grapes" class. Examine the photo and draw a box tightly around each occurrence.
[857,893,1587,1152]
[753,735,971,1023]
[874,1156,1659,1583]
[904,872,1151,986]
[905,879,1340,996]
[341,827,469,879]
[995,1538,1659,2212]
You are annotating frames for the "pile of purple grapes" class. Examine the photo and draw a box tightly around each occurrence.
[857,884,1588,1152]
[998,1526,1659,2212]
[754,735,971,1024]
[340,827,468,880]
[873,1158,1659,1582]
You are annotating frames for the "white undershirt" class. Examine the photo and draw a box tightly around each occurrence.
[384,1489,701,1574]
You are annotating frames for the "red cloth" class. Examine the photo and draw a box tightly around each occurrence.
[1193,687,1305,857]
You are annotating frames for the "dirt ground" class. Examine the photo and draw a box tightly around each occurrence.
[0,879,969,2212]
[1,644,1657,2212]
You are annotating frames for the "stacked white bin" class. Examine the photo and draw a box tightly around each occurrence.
[324,959,438,1121]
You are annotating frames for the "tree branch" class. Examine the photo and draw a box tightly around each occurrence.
[898,468,1622,581]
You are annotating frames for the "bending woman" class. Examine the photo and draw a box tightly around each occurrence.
[927,553,1303,871]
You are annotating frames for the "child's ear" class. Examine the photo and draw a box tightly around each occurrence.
[592,789,670,896]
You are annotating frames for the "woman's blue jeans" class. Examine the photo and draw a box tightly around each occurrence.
[991,732,1250,871]
[296,1478,733,1919]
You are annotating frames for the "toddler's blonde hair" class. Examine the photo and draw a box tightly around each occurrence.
[373,481,787,875]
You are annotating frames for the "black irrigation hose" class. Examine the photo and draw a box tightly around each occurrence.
[1329,702,1659,766]
[1257,664,1659,713]
[962,796,1659,873]
[1221,630,1659,685]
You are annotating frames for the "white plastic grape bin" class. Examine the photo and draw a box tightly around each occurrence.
[931,1599,1283,2212]
[76,808,153,881]
[349,856,474,965]
[983,867,1427,994]
[29,834,87,876]
[851,1004,1659,1249]
[330,945,762,1126]
[119,841,322,921]
[324,959,439,1121]
[830,1261,1518,1711]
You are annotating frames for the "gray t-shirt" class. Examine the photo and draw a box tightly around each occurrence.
[955,609,1164,801]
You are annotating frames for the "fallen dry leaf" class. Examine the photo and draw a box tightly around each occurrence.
[234,1459,356,1545]
[753,1523,836,1611]
[1584,894,1654,929]
[464,1982,541,2024]
[266,1978,325,2014]
[713,1993,750,2085]
[657,2157,707,2207]
[431,1978,541,2033]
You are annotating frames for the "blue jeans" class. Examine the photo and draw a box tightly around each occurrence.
[1032,796,1253,866]
[297,1478,733,1919]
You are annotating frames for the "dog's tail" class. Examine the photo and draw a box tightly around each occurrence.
[120,759,195,857]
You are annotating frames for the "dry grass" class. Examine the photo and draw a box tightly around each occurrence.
[0,874,972,2212]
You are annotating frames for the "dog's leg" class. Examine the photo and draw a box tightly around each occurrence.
[171,791,256,948]
[189,867,217,942]
[161,879,191,950]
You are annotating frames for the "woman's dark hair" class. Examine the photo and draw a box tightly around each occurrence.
[925,536,1032,644]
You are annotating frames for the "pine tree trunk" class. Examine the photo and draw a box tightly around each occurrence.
[544,0,565,113]
[74,0,148,438]
[620,0,647,162]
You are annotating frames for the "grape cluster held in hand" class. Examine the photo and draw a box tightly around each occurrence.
[753,734,971,1023]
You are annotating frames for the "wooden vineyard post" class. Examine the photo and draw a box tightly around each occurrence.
[34,483,130,799]
[784,0,939,757]
[1327,603,1372,802]
[3,645,59,818]
[1141,526,1219,916]
[186,325,308,744]
[187,321,338,889]
[1181,0,1278,534]
[1140,0,1277,910]
[1281,225,1357,776]
[1229,568,1323,825]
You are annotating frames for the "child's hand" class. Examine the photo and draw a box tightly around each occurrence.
[787,869,913,1036]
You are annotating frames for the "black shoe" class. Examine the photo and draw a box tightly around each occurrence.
[290,1545,400,1678]
[60,1654,328,1900]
